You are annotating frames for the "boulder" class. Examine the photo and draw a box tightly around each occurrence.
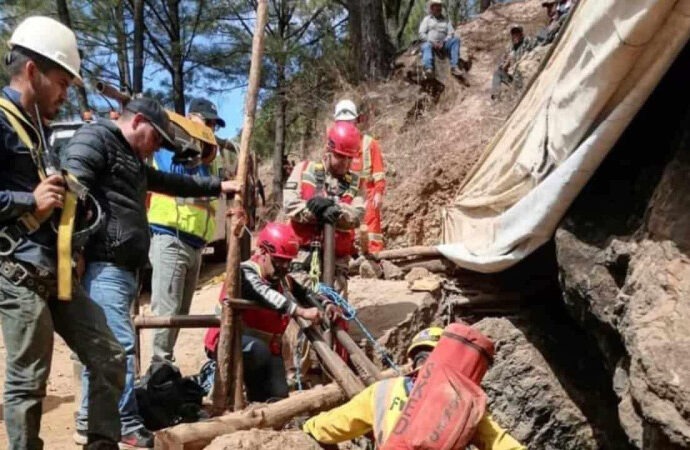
[404,267,432,282]
[381,260,404,280]
[554,48,690,448]
[476,318,599,450]
[205,430,321,450]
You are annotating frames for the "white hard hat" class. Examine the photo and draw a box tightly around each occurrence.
[8,16,83,86]
[334,99,358,121]
[430,0,444,6]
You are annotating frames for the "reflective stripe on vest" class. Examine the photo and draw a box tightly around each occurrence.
[372,377,409,447]
[360,135,373,180]
[147,161,218,242]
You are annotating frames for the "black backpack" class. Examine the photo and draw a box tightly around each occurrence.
[134,359,206,431]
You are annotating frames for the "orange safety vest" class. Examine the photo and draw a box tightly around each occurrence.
[290,161,360,257]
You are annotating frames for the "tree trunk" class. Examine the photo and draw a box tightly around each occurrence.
[114,0,132,91]
[55,0,90,112]
[272,63,287,205]
[358,0,394,80]
[132,0,145,93]
[346,0,362,83]
[168,0,186,113]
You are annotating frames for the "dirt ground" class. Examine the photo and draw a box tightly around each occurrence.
[0,262,226,449]
[0,262,423,448]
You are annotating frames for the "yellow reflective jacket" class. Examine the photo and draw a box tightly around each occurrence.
[303,376,526,450]
[147,156,218,242]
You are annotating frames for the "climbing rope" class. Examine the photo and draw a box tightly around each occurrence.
[293,330,306,392]
[308,243,322,292]
[318,283,402,375]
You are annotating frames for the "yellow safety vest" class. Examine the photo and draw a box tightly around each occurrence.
[147,160,218,242]
[372,377,409,445]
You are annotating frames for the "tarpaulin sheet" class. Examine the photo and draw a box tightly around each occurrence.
[439,0,690,272]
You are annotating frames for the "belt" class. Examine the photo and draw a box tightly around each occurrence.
[0,258,53,297]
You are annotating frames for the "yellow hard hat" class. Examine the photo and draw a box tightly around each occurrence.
[406,326,443,359]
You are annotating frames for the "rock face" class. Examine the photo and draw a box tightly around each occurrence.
[476,316,630,450]
[205,430,321,450]
[555,43,690,449]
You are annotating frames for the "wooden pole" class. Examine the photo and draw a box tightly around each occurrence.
[373,245,441,261]
[212,0,269,414]
[294,317,365,397]
[155,368,403,449]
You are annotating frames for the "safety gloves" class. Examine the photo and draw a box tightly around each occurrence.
[306,196,342,224]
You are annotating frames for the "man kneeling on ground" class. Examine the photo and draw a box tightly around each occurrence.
[204,222,340,401]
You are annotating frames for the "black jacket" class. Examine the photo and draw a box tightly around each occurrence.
[0,87,58,275]
[61,120,222,270]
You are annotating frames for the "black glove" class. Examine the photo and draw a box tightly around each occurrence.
[322,205,342,224]
[306,196,334,219]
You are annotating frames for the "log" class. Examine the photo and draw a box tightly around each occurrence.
[155,384,345,450]
[213,0,269,414]
[294,317,364,397]
[333,328,382,385]
[155,368,402,450]
[396,258,453,274]
[373,246,441,261]
[322,225,381,385]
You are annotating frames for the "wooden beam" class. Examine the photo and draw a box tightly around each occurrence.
[155,368,402,450]
[212,0,269,414]
[373,246,442,261]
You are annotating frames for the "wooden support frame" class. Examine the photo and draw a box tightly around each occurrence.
[212,0,269,414]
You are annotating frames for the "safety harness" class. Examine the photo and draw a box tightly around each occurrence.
[0,98,102,300]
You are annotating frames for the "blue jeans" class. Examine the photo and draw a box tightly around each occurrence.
[76,262,144,435]
[421,36,461,69]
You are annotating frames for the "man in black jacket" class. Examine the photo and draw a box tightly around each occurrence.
[0,16,126,450]
[60,97,239,449]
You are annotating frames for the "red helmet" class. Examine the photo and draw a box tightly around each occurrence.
[257,222,300,260]
[327,121,361,158]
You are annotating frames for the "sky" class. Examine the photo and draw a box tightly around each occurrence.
[209,87,246,141]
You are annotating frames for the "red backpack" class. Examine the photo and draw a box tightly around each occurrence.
[381,323,495,450]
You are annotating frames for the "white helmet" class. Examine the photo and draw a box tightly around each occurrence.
[334,99,358,121]
[429,0,444,6]
[8,16,83,85]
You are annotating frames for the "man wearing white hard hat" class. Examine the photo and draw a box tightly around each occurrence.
[0,16,126,450]
[419,0,464,78]
[334,99,386,253]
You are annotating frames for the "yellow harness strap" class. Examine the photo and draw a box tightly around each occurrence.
[0,98,78,300]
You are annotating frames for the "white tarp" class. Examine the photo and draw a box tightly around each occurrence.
[439,0,690,273]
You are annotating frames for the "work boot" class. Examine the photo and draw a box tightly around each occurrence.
[423,67,434,79]
[119,427,154,449]
[450,66,465,77]
[74,429,88,445]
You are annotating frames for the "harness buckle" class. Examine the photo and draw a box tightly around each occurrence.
[0,260,29,285]
[0,229,21,256]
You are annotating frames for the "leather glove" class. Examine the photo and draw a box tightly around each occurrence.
[322,205,342,224]
[306,196,334,219]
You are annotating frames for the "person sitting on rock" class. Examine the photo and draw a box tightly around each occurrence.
[536,0,575,45]
[203,222,338,402]
[419,0,464,78]
[491,24,537,100]
[302,326,526,450]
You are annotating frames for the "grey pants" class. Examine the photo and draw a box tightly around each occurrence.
[0,274,126,449]
[149,233,203,362]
